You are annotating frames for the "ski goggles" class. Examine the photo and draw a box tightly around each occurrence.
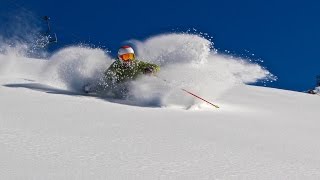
[119,53,135,61]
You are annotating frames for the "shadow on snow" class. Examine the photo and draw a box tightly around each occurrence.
[3,82,162,108]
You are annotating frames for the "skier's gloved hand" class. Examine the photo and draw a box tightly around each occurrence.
[143,67,154,75]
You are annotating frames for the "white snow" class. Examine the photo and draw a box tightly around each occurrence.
[1,34,320,179]
[314,86,320,94]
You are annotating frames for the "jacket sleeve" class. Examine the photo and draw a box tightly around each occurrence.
[103,61,118,82]
[138,61,160,73]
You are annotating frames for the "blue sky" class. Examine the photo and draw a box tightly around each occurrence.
[1,0,320,91]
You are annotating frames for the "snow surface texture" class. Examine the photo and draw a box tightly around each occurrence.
[7,33,320,180]
[0,33,274,108]
[1,60,320,179]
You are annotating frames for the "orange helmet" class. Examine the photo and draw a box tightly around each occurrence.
[118,45,135,61]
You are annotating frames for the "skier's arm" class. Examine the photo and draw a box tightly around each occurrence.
[103,61,118,82]
[138,61,160,74]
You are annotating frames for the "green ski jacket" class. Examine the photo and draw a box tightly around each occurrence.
[104,59,160,83]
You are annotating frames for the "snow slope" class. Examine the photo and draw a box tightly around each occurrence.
[2,72,320,179]
[1,34,320,179]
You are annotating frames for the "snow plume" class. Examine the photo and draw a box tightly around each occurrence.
[43,46,112,91]
[127,33,275,107]
[0,32,275,108]
[0,10,48,57]
[0,12,110,83]
[0,45,111,92]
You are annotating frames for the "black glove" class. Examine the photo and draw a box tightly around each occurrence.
[143,67,154,74]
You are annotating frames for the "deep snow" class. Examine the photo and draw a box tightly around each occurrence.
[1,33,274,108]
[2,75,320,179]
[1,34,320,179]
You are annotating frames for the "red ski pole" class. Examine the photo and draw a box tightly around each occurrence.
[181,88,220,108]
[156,77,220,108]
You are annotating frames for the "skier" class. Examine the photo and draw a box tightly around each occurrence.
[104,45,160,83]
[84,45,160,97]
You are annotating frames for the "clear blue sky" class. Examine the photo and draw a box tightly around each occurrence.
[1,0,320,91]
